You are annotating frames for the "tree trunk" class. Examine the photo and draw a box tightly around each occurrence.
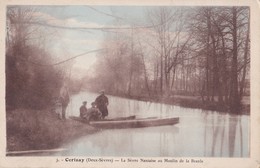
[239,21,250,101]
[128,27,134,96]
[229,7,240,113]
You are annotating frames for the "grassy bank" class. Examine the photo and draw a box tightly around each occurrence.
[6,108,98,152]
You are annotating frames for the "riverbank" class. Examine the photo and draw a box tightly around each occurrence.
[6,108,98,153]
[105,92,250,115]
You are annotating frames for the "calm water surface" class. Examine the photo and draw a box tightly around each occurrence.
[55,91,249,157]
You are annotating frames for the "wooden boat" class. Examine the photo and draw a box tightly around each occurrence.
[69,115,136,124]
[89,117,179,129]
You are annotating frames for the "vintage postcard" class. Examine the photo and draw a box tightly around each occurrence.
[0,0,259,167]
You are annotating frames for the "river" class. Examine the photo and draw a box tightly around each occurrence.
[54,91,249,157]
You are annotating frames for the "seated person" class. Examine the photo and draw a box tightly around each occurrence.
[79,101,88,119]
[86,102,102,121]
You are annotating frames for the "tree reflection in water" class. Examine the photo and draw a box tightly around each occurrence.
[202,112,246,157]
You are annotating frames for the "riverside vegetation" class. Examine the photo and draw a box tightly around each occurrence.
[6,6,250,152]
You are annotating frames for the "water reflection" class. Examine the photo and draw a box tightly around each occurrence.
[56,126,179,157]
[57,91,249,157]
[201,112,249,157]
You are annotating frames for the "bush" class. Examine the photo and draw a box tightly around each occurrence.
[6,45,63,110]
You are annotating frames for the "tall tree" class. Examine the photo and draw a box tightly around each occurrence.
[6,6,64,109]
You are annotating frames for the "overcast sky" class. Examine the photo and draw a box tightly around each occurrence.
[30,6,154,77]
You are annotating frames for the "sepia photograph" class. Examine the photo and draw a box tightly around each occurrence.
[1,0,260,167]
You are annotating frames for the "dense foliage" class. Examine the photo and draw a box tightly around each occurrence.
[6,7,64,109]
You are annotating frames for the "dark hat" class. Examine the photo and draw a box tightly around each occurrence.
[83,101,87,104]
[91,102,96,106]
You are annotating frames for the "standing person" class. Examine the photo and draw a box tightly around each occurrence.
[59,84,70,120]
[95,90,109,119]
[79,101,88,119]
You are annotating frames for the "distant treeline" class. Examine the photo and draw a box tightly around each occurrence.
[87,7,250,114]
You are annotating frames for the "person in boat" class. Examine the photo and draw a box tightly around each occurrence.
[79,101,88,119]
[95,90,109,119]
[86,102,102,121]
[59,84,70,120]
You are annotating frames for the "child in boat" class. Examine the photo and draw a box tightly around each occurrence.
[86,102,102,121]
